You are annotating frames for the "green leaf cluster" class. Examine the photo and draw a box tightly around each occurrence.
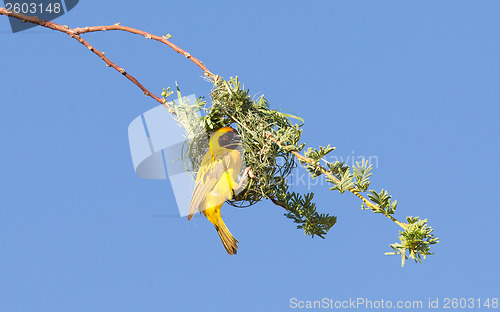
[272,181,337,238]
[353,159,372,192]
[368,189,398,215]
[302,145,335,178]
[385,217,440,267]
[328,168,354,194]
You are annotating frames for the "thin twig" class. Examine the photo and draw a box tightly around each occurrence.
[72,25,213,79]
[269,197,290,211]
[0,7,215,110]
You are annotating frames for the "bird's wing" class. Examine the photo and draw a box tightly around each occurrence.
[188,149,233,219]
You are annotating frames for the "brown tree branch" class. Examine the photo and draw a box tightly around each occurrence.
[0,7,215,110]
[71,24,213,79]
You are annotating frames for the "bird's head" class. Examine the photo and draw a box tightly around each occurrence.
[210,126,242,151]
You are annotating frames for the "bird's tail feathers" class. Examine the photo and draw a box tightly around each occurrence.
[215,219,239,255]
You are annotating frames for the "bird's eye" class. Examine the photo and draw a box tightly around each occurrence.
[223,136,228,140]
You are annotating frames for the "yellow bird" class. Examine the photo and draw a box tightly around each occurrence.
[188,126,250,255]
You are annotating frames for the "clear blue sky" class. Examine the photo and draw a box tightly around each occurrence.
[1,1,499,311]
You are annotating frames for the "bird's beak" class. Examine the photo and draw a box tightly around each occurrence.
[231,134,242,144]
[225,134,242,150]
